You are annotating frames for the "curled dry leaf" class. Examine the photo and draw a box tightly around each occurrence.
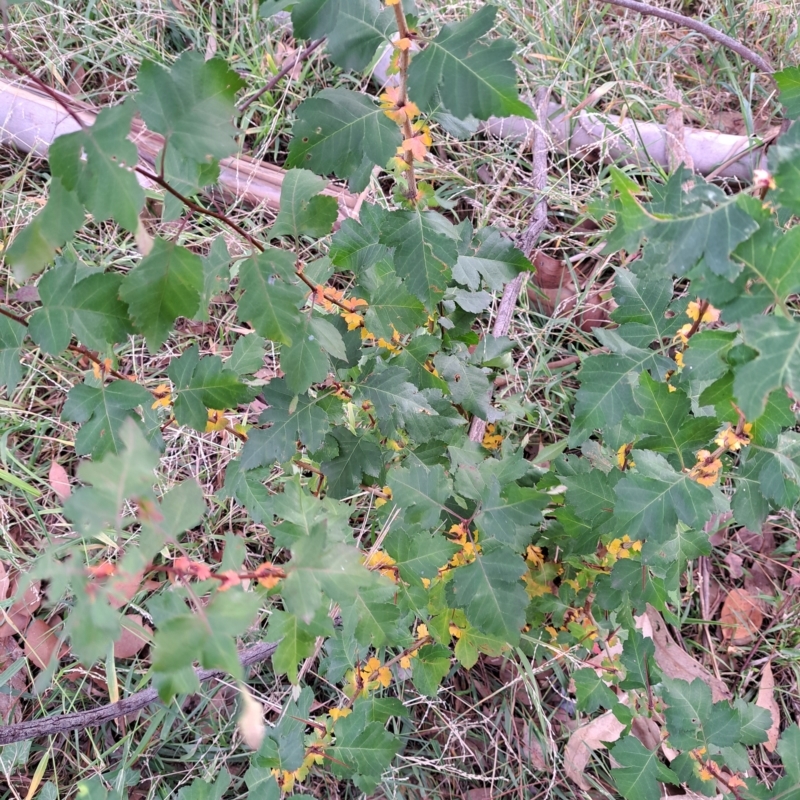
[0,578,42,639]
[564,707,626,790]
[643,607,730,701]
[24,616,62,670]
[723,552,744,579]
[719,587,763,645]
[756,661,780,752]
[48,461,71,501]
[238,684,265,751]
[0,637,26,724]
[113,614,152,659]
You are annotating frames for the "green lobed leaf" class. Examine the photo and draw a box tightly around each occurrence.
[735,315,800,419]
[326,0,394,71]
[63,417,158,536]
[0,315,26,396]
[241,380,332,468]
[286,89,402,192]
[119,238,204,351]
[411,644,452,696]
[627,372,717,470]
[329,703,400,792]
[611,736,679,800]
[62,378,153,459]
[606,167,759,279]
[291,0,337,39]
[266,610,333,684]
[447,542,528,644]
[573,668,618,713]
[613,450,718,544]
[329,204,391,274]
[281,314,332,394]
[364,271,428,339]
[474,479,548,550]
[321,427,383,498]
[227,333,267,376]
[571,347,674,445]
[167,344,254,431]
[136,52,244,167]
[387,463,453,527]
[776,67,800,118]
[196,237,231,321]
[49,102,143,232]
[354,366,437,436]
[377,208,460,311]
[384,527,459,585]
[6,177,85,281]
[433,353,503,423]
[236,250,306,346]
[407,5,534,121]
[271,168,339,240]
[453,226,531,291]
[29,263,132,356]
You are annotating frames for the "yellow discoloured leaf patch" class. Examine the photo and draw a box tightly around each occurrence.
[690,449,723,486]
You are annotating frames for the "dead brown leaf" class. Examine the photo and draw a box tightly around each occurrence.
[723,552,744,579]
[719,588,763,645]
[0,637,26,724]
[114,614,152,659]
[756,661,780,752]
[744,562,778,597]
[24,616,62,670]
[48,461,71,500]
[513,718,547,770]
[644,607,730,701]
[631,716,661,751]
[0,578,42,638]
[564,708,626,789]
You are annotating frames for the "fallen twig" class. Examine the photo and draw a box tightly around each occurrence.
[238,37,326,113]
[594,0,773,74]
[0,640,278,746]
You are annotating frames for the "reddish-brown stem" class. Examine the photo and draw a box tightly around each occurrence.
[0,304,130,381]
[391,4,418,202]
[0,50,88,129]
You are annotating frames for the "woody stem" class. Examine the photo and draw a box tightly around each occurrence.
[391,2,418,202]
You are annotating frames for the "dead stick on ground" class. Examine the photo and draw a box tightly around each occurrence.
[0,641,278,746]
[238,37,326,113]
[468,89,550,443]
[595,0,773,73]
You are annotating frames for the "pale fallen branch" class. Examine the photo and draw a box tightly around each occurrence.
[0,76,358,217]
